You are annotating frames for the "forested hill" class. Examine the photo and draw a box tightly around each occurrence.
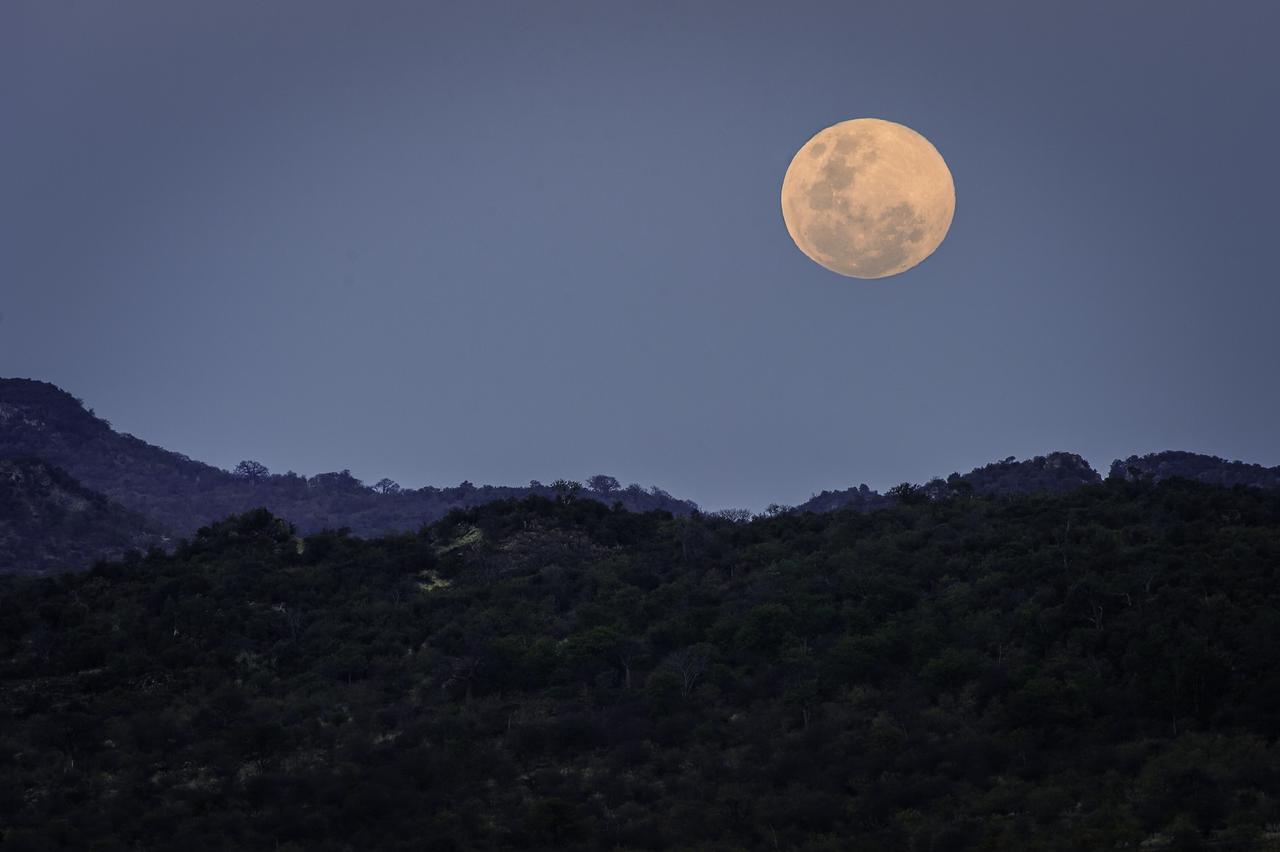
[3,479,1279,849]
[1113,451,1280,490]
[0,378,698,542]
[0,458,161,575]
[796,452,1103,513]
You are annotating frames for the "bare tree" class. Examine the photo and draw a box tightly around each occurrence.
[616,638,646,690]
[664,644,712,699]
[234,460,270,483]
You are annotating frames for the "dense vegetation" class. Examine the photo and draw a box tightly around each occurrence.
[7,377,1276,576]
[795,453,1102,514]
[1112,451,1280,491]
[0,459,160,575]
[3,478,1279,850]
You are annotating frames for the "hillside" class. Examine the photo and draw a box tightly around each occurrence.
[2,479,1278,849]
[796,452,1103,514]
[947,451,1103,496]
[1112,451,1280,490]
[0,378,698,542]
[0,458,162,574]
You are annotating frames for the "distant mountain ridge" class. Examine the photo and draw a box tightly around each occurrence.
[4,377,1280,574]
[0,378,698,549]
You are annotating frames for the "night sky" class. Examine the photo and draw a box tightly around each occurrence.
[3,1,1277,511]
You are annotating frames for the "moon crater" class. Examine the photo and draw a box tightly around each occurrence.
[781,118,954,279]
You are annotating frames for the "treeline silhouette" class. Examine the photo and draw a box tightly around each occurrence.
[0,378,697,545]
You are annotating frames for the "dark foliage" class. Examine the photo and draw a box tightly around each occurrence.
[1112,451,1280,490]
[796,452,1103,514]
[949,452,1102,497]
[0,459,162,574]
[2,480,1279,849]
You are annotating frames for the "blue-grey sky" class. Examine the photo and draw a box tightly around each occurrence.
[3,1,1277,511]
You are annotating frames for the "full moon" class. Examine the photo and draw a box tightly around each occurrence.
[781,118,955,279]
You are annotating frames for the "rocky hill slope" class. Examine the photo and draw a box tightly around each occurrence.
[0,458,161,574]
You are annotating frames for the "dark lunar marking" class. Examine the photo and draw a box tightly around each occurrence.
[820,157,858,190]
[834,134,864,156]
[806,132,882,212]
[809,142,826,157]
[807,178,834,211]
[807,169,848,211]
[877,202,927,245]
[806,204,872,260]
[809,151,862,212]
[806,222,848,260]
[856,202,927,276]
[805,201,929,277]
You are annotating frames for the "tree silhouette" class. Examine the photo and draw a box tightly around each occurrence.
[233,460,269,483]
[586,474,620,496]
[373,478,402,495]
[551,479,583,501]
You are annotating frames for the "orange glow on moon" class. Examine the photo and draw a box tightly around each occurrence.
[781,118,955,279]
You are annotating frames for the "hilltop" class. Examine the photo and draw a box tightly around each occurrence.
[795,452,1103,513]
[1112,450,1280,490]
[0,378,698,544]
